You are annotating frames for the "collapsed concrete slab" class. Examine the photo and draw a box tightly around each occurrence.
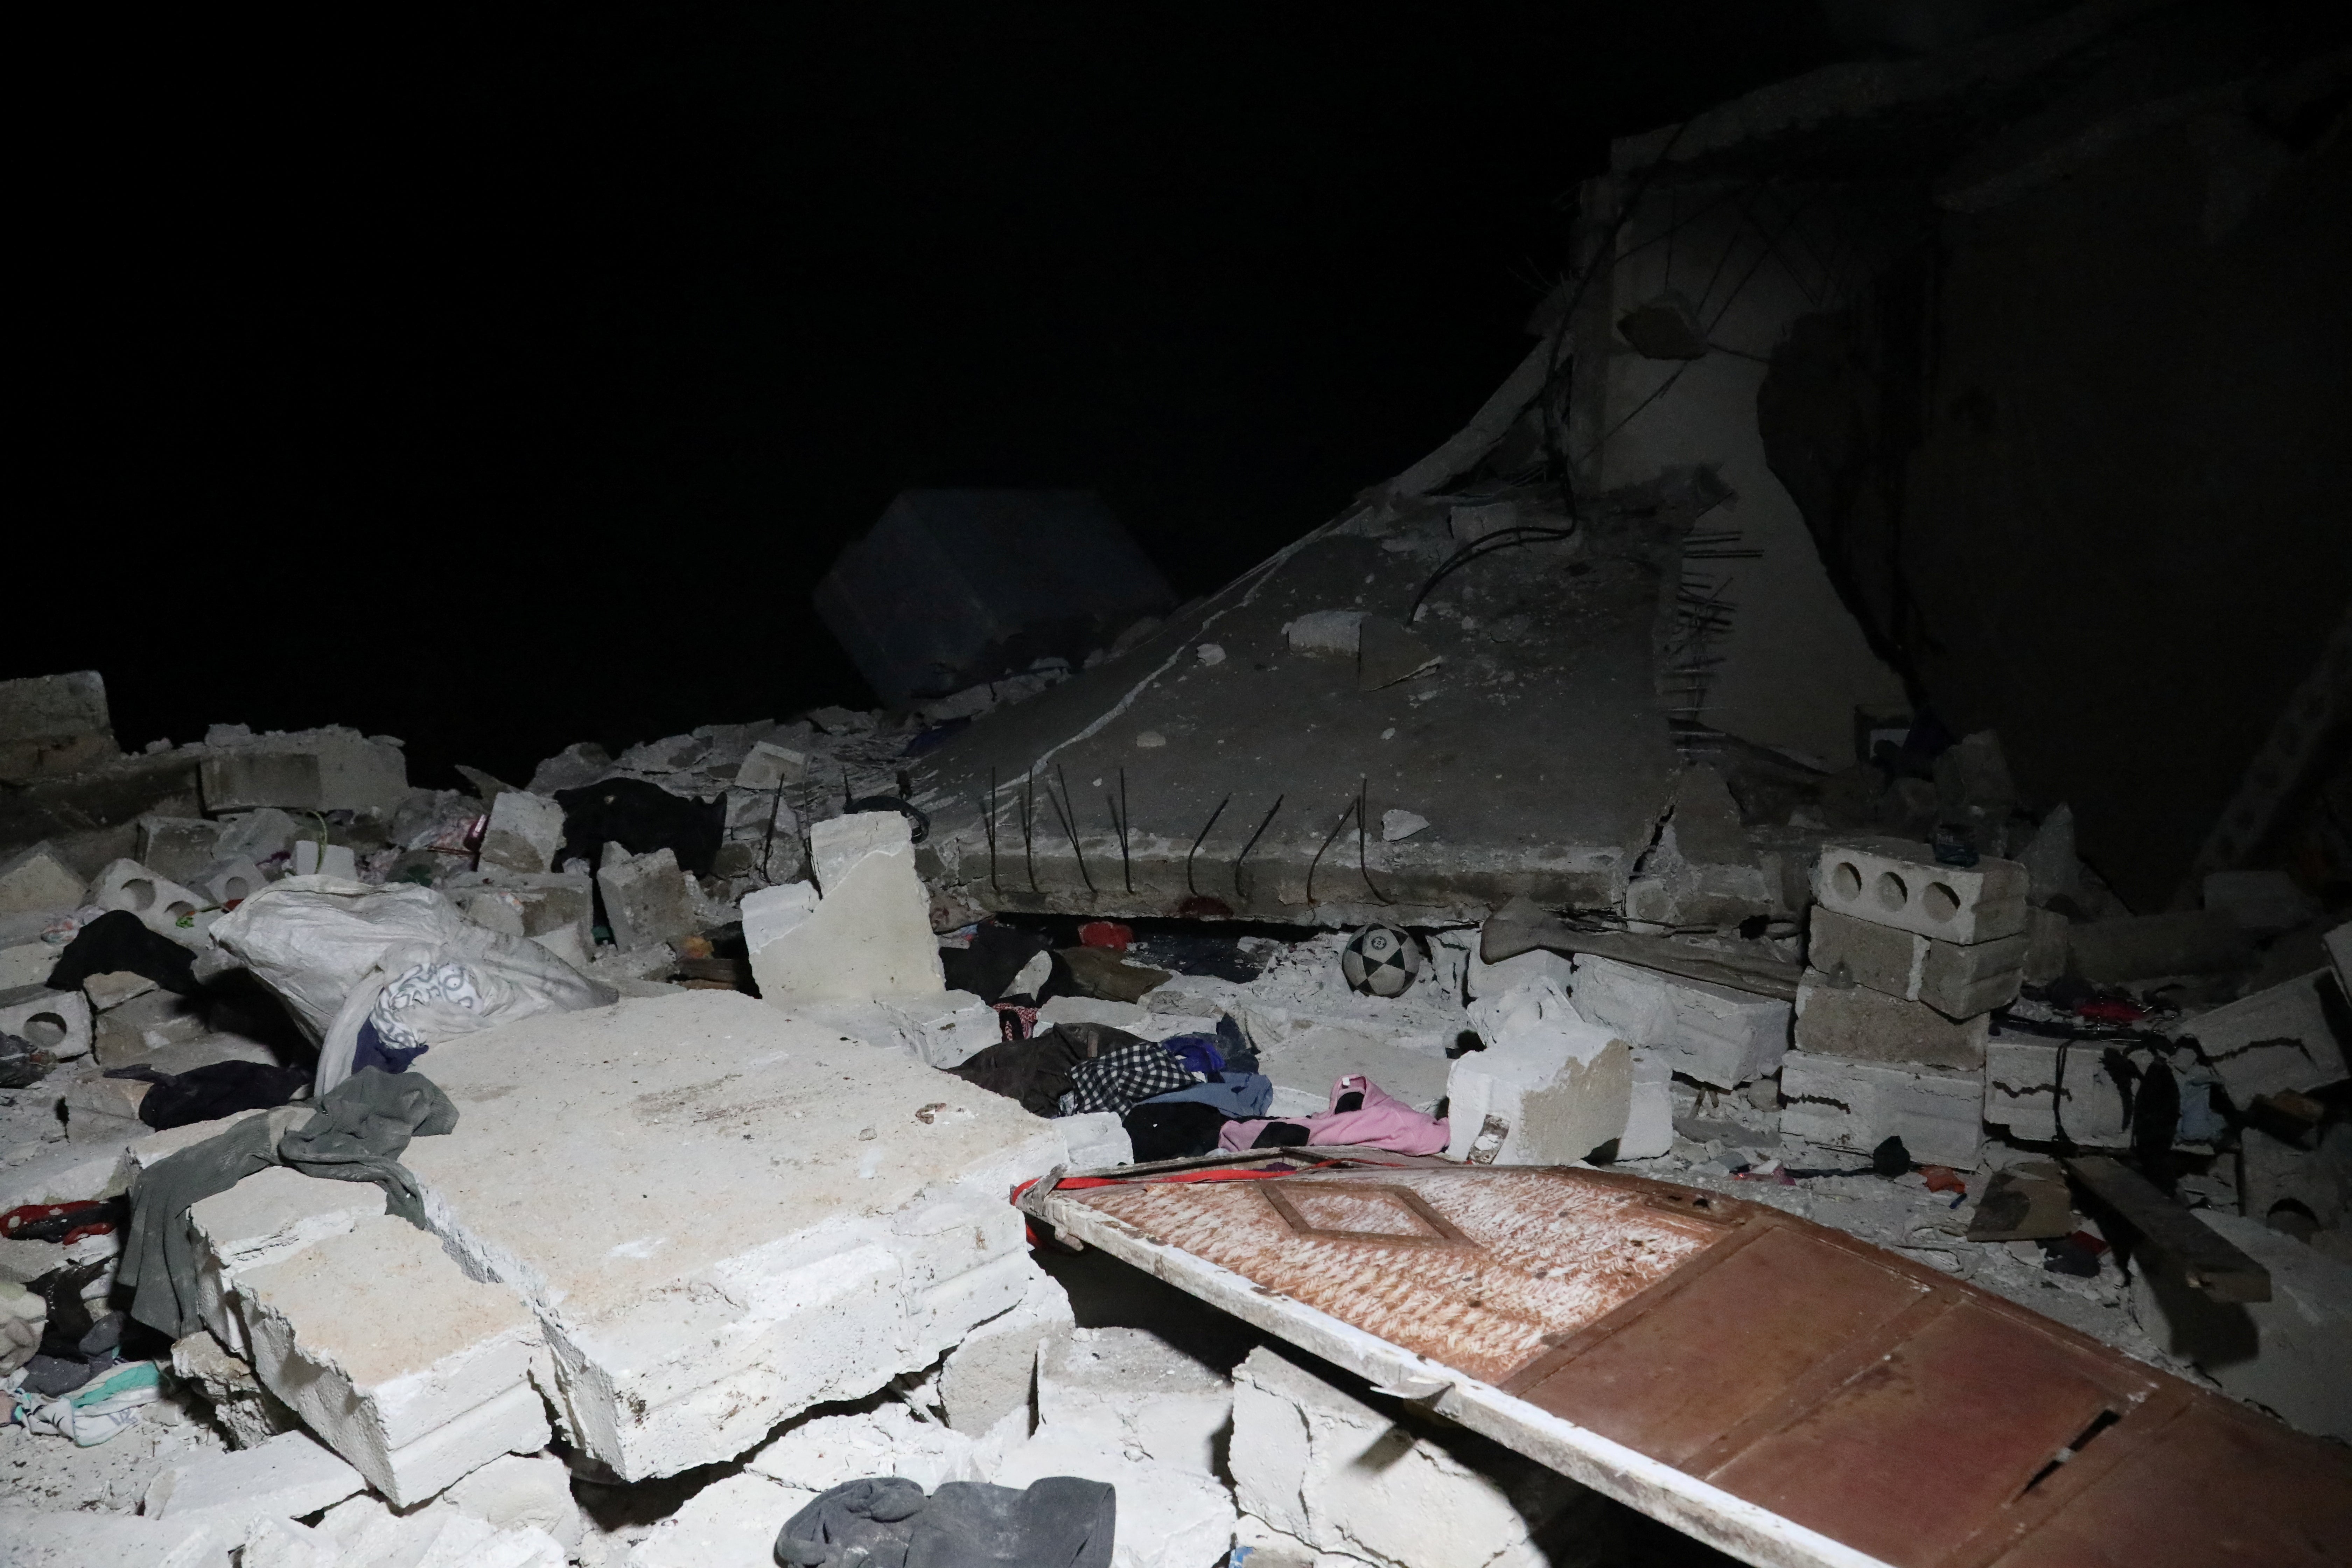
[1780,1049,1982,1168]
[0,1505,230,1568]
[2171,969,2350,1103]
[234,1211,553,1507]
[1450,979,1631,1164]
[142,1428,366,1536]
[1569,952,1787,1088]
[746,811,945,1004]
[1231,1345,1595,1568]
[187,1161,385,1357]
[1037,1327,1232,1475]
[400,990,1067,1480]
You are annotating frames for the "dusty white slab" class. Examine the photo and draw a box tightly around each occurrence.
[404,990,1067,1479]
[1038,1326,1232,1474]
[144,1428,364,1531]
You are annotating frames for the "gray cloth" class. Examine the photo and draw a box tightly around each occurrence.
[121,1069,460,1337]
[778,1476,1114,1568]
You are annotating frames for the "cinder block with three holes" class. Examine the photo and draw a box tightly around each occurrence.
[1810,838,2028,945]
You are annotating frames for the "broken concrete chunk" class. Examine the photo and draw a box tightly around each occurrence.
[0,840,87,916]
[1381,808,1429,841]
[2016,803,2082,908]
[236,1211,552,1507]
[198,726,407,817]
[595,842,697,952]
[748,812,945,1004]
[2068,911,2254,982]
[734,739,810,791]
[1982,1036,2130,1147]
[436,1451,586,1552]
[935,1267,1074,1434]
[2130,1207,2352,1442]
[1356,616,1440,690]
[1793,972,1991,1069]
[1038,1326,1233,1475]
[1258,1024,1450,1119]
[1966,1161,2075,1241]
[1570,953,1789,1089]
[171,1329,300,1448]
[1620,1048,1675,1158]
[2171,969,2350,1103]
[144,1428,366,1533]
[2022,904,2069,984]
[627,1471,805,1568]
[1451,978,1631,1163]
[1283,608,1367,656]
[477,790,565,875]
[1807,904,2024,1017]
[188,1161,384,1357]
[215,808,302,867]
[992,1425,1237,1568]
[82,962,159,1010]
[1780,1049,1982,1168]
[0,982,91,1060]
[64,1072,150,1142]
[1813,840,2027,944]
[0,1505,232,1568]
[1231,1345,1593,1568]
[0,670,119,782]
[186,857,268,910]
[287,840,358,880]
[136,816,226,883]
[747,1403,982,1496]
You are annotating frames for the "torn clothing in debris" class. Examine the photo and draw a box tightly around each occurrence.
[776,1475,1115,1568]
[120,1069,459,1338]
[1135,1071,1273,1120]
[1217,1074,1449,1155]
[1060,1039,1192,1118]
[102,1059,312,1130]
[43,909,200,997]
[950,1021,1129,1118]
[1124,1099,1232,1161]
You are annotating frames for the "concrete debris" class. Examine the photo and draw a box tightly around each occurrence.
[934,1268,1076,1433]
[1283,608,1367,656]
[1806,904,2024,1017]
[1812,839,2027,945]
[2067,910,2254,981]
[1450,978,1631,1164]
[1037,1327,1232,1475]
[1380,808,1428,842]
[1569,952,1789,1089]
[746,810,944,1004]
[595,842,697,952]
[1779,1050,1983,1168]
[0,670,120,783]
[198,727,407,818]
[93,859,211,945]
[1981,1036,2131,1147]
[2170,968,2349,1103]
[141,1427,366,1534]
[476,790,564,876]
[1792,974,1990,1070]
[0,841,86,916]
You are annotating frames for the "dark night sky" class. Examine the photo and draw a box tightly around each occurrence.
[19,5,1854,789]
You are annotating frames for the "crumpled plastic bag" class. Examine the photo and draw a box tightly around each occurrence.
[209,876,616,1094]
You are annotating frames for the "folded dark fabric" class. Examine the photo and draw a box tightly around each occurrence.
[777,1475,1114,1568]
[46,910,200,997]
[950,1022,1138,1118]
[1123,1099,1229,1162]
[106,1060,313,1131]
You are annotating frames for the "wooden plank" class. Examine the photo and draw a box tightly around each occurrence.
[2065,1156,2270,1303]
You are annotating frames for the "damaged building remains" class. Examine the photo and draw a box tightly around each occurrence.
[5,6,2349,1566]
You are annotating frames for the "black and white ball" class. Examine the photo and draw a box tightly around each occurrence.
[1340,923,1424,997]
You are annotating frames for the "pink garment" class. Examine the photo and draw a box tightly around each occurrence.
[1216,1074,1450,1155]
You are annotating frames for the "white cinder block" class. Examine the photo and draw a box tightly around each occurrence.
[478,791,566,876]
[1806,905,2024,1017]
[1037,1328,1233,1475]
[1231,1346,1590,1568]
[936,1269,1074,1433]
[1982,1037,2130,1147]
[1056,1110,1132,1171]
[94,858,209,937]
[403,991,1068,1481]
[1793,974,1990,1070]
[748,812,945,1004]
[2172,970,2349,1103]
[236,1212,551,1507]
[187,858,269,910]
[1569,954,1789,1088]
[1449,980,1631,1165]
[0,982,91,1061]
[144,1428,364,1532]
[1620,1049,1674,1160]
[1780,1050,1982,1168]
[1812,840,2027,944]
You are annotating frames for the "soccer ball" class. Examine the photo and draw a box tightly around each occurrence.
[1341,924,1424,997]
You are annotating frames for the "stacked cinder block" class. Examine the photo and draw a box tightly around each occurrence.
[1786,840,2029,1167]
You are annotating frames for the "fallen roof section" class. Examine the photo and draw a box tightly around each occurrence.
[1019,1152,2352,1568]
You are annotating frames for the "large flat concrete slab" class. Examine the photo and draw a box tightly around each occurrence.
[402,990,1069,1480]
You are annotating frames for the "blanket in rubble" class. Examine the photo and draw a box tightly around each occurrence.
[777,1475,1114,1568]
[120,1069,460,1338]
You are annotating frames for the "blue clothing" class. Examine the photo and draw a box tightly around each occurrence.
[1135,1071,1273,1118]
[1161,1033,1225,1078]
[352,1018,428,1076]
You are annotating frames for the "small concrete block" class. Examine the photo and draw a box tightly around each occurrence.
[144,1428,365,1530]
[2203,869,2323,936]
[1056,1110,1132,1171]
[1780,1050,1982,1168]
[1981,1037,2130,1147]
[172,1328,301,1448]
[198,727,407,816]
[237,1212,551,1507]
[438,1451,586,1551]
[1813,840,2027,944]
[1793,973,1990,1069]
[597,843,698,951]
[0,1505,231,1568]
[289,840,359,880]
[1807,905,2024,1017]
[187,858,268,909]
[0,938,59,990]
[1231,1346,1589,1568]
[1620,1048,1674,1159]
[2068,911,2253,982]
[1569,953,1790,1088]
[936,1268,1074,1434]
[1465,947,1577,1002]
[1259,1025,1450,1119]
[748,812,945,1004]
[0,841,88,916]
[0,1141,133,1214]
[137,816,226,884]
[628,1472,806,1568]
[0,981,92,1060]
[85,968,161,1011]
[1038,1327,1232,1474]
[65,1073,152,1141]
[734,740,810,791]
[1451,979,1632,1164]
[1283,609,1366,656]
[2173,969,2350,1103]
[2130,1207,2352,1442]
[479,791,565,876]
[991,1425,1237,1568]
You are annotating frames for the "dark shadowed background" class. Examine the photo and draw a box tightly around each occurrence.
[18,5,1870,786]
